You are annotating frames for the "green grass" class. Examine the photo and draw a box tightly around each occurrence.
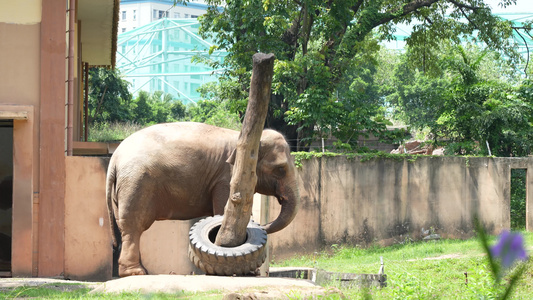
[272,231,533,299]
[1,233,531,299]
[87,121,146,142]
[1,286,91,299]
[0,285,221,299]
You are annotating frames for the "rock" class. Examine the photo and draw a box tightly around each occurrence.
[223,292,259,300]
[390,140,438,155]
[423,234,441,241]
[432,148,445,155]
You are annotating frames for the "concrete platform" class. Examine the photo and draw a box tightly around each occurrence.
[0,275,338,299]
[92,274,319,293]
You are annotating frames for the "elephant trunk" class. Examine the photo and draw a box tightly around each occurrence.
[261,182,299,234]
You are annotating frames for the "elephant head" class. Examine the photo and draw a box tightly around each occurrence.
[254,129,300,234]
[224,129,299,234]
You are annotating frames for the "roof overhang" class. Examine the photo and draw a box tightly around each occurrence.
[78,0,119,67]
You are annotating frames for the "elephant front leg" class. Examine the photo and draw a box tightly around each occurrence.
[117,219,148,277]
[212,182,230,215]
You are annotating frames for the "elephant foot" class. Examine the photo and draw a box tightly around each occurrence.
[119,264,148,277]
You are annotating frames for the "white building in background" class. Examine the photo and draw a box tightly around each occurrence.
[116,0,225,103]
[119,0,209,33]
[116,18,227,104]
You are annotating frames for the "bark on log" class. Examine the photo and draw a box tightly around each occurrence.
[215,53,275,247]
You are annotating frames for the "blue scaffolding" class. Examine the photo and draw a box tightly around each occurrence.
[116,18,227,104]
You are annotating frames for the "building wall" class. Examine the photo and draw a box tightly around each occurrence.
[0,0,42,24]
[62,155,533,280]
[0,1,42,124]
[2,0,120,278]
[0,0,43,277]
[38,0,68,277]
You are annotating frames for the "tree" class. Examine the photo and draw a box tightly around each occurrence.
[88,67,133,123]
[132,90,188,124]
[185,99,242,131]
[132,91,152,124]
[88,66,188,127]
[389,43,533,156]
[197,0,525,151]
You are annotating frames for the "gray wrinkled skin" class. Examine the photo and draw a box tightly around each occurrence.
[106,122,299,277]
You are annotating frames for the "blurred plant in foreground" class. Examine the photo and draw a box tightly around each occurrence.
[475,218,529,299]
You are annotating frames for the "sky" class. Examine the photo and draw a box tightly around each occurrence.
[484,0,533,13]
[381,0,533,50]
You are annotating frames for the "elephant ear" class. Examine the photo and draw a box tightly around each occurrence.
[226,139,267,165]
[226,149,236,165]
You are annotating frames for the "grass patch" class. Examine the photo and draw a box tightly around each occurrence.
[0,285,221,299]
[88,121,146,142]
[273,232,533,299]
[0,284,90,299]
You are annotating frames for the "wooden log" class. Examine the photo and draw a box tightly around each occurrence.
[215,53,275,247]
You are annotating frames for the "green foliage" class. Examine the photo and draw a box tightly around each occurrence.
[357,152,419,163]
[511,169,527,230]
[186,99,242,131]
[132,91,152,124]
[126,89,241,131]
[292,151,341,168]
[132,91,187,125]
[88,68,186,126]
[86,88,242,141]
[197,80,249,116]
[389,43,533,157]
[88,67,133,123]
[197,0,521,151]
[291,151,419,168]
[86,69,242,141]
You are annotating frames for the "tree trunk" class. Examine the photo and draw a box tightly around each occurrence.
[215,53,275,247]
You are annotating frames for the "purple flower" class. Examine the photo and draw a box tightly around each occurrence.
[490,231,528,269]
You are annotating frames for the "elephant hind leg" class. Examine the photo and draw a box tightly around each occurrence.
[117,219,151,277]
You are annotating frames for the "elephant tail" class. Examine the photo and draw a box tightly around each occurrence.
[106,161,118,248]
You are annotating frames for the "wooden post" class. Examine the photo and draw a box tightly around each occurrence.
[215,53,275,247]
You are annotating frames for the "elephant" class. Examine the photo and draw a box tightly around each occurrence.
[106,122,300,277]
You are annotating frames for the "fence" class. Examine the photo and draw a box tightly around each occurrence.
[266,156,533,260]
[63,155,533,280]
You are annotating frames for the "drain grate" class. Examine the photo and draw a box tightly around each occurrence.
[268,265,387,288]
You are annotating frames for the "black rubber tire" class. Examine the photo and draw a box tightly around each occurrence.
[188,215,267,276]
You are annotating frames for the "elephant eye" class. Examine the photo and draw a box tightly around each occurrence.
[275,166,286,177]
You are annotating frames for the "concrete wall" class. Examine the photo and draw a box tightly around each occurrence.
[267,156,533,260]
[63,155,533,280]
[65,157,111,281]
[64,157,200,280]
[64,158,200,280]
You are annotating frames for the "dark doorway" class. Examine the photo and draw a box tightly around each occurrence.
[0,120,13,275]
[511,169,527,230]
